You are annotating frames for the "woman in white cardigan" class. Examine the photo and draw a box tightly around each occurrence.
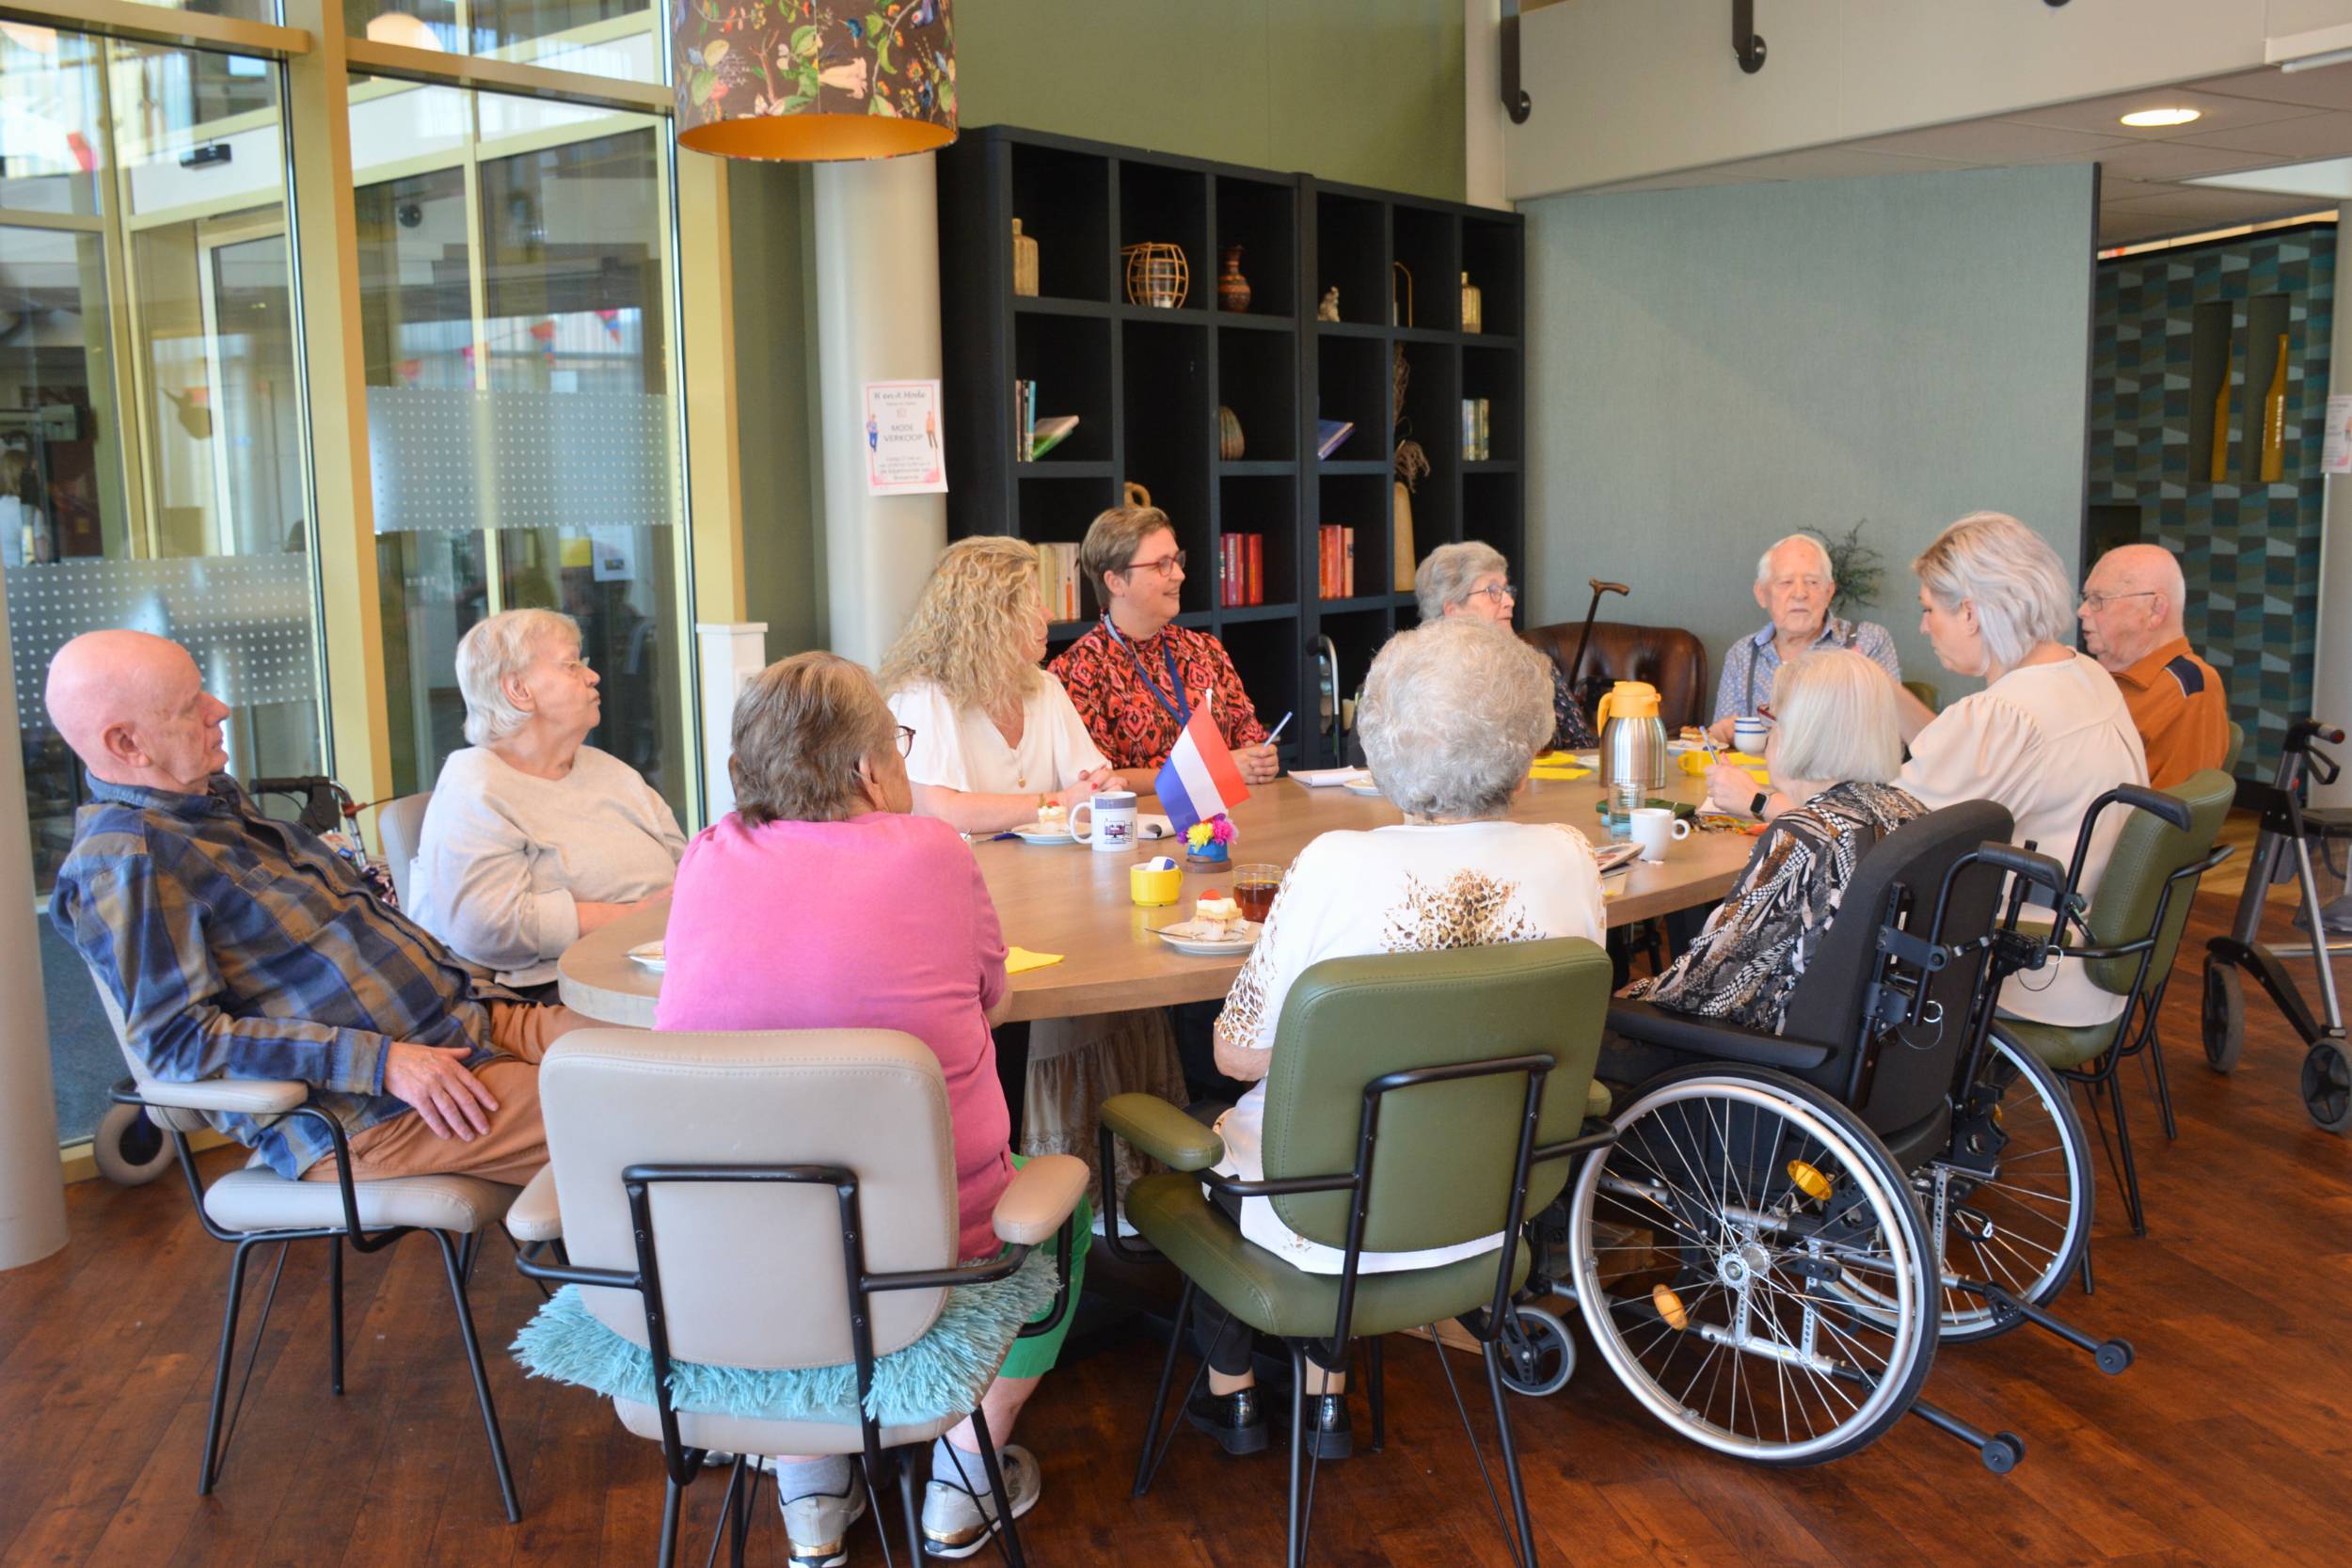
[407,608,685,990]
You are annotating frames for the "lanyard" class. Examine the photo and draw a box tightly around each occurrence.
[1746,623,1843,712]
[1104,614,1190,726]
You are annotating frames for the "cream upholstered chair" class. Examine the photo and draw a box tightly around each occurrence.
[90,965,522,1519]
[376,790,432,910]
[507,1028,1087,1568]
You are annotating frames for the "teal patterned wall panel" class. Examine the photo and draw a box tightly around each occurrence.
[2090,226,2334,776]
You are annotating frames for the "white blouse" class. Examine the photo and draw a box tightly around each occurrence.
[1209,820,1610,1275]
[887,674,1109,796]
[1899,654,2149,1028]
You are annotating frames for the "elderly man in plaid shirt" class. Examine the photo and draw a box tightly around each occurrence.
[46,629,586,1187]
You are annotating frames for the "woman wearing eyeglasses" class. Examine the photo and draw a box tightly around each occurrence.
[1049,505,1280,782]
[881,535,1124,835]
[1416,541,1597,750]
[407,607,685,992]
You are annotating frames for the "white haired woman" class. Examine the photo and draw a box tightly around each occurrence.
[407,608,684,990]
[880,534,1121,834]
[1707,513,2147,1028]
[1184,616,1609,1460]
[1415,541,1597,749]
[1626,649,1925,1031]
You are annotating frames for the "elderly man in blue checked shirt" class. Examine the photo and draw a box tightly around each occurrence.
[1707,532,1903,747]
[46,629,588,1188]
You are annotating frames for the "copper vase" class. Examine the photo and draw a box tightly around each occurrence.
[1217,245,1251,314]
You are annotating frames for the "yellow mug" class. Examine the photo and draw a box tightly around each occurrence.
[1131,863,1183,907]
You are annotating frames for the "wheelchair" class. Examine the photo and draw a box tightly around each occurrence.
[1496,795,2176,1471]
[2201,718,2352,1132]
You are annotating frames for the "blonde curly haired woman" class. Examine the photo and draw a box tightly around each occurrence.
[882,535,1183,1222]
[882,535,1124,834]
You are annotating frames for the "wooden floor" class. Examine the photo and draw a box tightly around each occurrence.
[5,887,2347,1568]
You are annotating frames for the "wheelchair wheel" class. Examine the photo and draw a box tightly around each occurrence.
[1917,1028,2093,1342]
[92,1101,173,1187]
[2302,1040,2351,1133]
[1496,1305,1575,1397]
[1566,1067,1937,1465]
[2202,960,2246,1073]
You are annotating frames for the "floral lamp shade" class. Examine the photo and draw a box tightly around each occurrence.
[673,0,957,161]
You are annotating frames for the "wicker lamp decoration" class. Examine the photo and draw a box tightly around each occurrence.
[1122,243,1189,309]
[673,0,956,162]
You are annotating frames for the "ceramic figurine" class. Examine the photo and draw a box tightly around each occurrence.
[1317,286,1341,323]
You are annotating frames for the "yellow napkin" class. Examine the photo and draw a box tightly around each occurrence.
[1529,764,1594,782]
[1677,750,1769,783]
[1006,947,1064,974]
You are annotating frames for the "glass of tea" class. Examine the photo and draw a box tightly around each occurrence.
[1232,863,1282,923]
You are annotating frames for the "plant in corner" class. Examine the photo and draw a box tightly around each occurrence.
[1802,521,1884,619]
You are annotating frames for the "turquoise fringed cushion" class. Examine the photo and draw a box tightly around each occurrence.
[512,1248,1059,1426]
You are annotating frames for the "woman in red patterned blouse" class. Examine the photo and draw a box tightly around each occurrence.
[1048,505,1279,780]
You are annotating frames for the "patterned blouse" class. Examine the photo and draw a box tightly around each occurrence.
[1622,780,1927,1034]
[1048,619,1267,770]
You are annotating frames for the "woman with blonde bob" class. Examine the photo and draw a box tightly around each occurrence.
[881,535,1121,834]
[1629,649,1926,1032]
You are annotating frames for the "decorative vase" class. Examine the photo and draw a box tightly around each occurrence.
[1460,271,1484,335]
[1185,841,1231,867]
[1011,218,1039,297]
[2261,331,2289,483]
[1392,261,1413,326]
[1217,245,1251,313]
[1122,243,1188,309]
[2211,372,2233,483]
[1217,405,1246,462]
[1392,480,1416,593]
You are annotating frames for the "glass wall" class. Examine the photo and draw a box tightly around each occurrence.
[343,1,660,83]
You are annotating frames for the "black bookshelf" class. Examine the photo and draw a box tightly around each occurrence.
[937,126,1525,768]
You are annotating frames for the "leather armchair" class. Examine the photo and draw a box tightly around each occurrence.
[1521,621,1710,735]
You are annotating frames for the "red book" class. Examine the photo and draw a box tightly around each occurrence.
[1342,527,1357,598]
[1319,526,1338,599]
[1246,533,1263,606]
[1220,535,1240,607]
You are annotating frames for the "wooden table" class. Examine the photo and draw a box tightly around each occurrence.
[558,768,1754,1028]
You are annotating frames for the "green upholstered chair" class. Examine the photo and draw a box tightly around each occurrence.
[2223,720,2247,777]
[1995,768,2236,1236]
[1100,939,1614,1568]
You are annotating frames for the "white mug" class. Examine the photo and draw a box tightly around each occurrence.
[1069,791,1138,853]
[1733,716,1771,755]
[1629,806,1691,862]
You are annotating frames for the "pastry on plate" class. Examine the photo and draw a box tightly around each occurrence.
[1194,891,1244,940]
[1036,802,1067,829]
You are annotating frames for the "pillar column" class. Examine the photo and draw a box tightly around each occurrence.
[2312,261,2352,807]
[814,153,948,669]
[0,584,70,1270]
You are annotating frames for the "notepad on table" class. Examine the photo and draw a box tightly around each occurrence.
[1529,764,1593,782]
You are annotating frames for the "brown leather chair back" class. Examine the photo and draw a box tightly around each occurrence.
[1521,621,1710,735]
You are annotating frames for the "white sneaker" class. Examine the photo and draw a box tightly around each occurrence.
[779,1465,868,1568]
[919,1443,1040,1559]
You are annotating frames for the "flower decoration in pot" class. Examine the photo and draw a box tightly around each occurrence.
[1184,814,1236,865]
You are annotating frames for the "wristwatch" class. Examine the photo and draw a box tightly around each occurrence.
[1749,789,1770,818]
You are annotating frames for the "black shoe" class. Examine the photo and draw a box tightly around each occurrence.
[1184,1387,1270,1456]
[1299,1393,1354,1461]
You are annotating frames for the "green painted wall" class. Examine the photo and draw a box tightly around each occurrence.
[729,0,1470,648]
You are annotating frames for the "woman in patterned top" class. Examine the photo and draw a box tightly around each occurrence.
[1623,648,1926,1033]
[1414,541,1598,750]
[1047,505,1279,780]
[1180,618,1609,1462]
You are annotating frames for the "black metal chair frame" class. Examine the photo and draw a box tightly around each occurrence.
[105,1082,519,1521]
[514,1162,1073,1568]
[1100,1052,1616,1568]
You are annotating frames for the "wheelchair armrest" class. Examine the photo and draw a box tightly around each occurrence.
[1605,1000,1834,1073]
[1100,1093,1224,1172]
[505,1166,562,1245]
[123,1074,308,1117]
[993,1153,1089,1246]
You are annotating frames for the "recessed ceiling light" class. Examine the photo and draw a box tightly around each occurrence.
[2121,107,2201,128]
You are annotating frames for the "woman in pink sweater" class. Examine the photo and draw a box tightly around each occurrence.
[655,651,1070,1561]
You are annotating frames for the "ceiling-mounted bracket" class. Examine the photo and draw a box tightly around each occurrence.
[1501,1,1532,124]
[1733,1,1767,73]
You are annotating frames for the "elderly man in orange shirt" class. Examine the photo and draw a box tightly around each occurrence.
[2078,543,2229,787]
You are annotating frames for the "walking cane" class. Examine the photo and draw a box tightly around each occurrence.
[1566,578,1630,713]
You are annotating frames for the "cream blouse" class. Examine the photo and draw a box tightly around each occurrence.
[1899,654,2149,1027]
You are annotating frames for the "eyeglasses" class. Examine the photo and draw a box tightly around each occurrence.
[1120,550,1186,578]
[895,724,916,757]
[2079,590,2157,612]
[1466,581,1518,605]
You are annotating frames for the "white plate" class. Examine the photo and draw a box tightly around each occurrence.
[1152,918,1262,955]
[1343,779,1387,799]
[1010,821,1078,844]
[627,941,666,972]
[1292,767,1369,788]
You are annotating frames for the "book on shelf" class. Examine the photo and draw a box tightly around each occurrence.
[1028,414,1078,459]
[1476,398,1491,461]
[1343,526,1356,598]
[1220,533,1267,608]
[1034,541,1082,621]
[1314,419,1356,461]
[1245,532,1263,606]
[1460,398,1477,461]
[1220,535,1243,608]
[1015,379,1034,460]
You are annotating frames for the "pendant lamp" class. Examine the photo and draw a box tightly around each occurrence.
[673,0,956,161]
